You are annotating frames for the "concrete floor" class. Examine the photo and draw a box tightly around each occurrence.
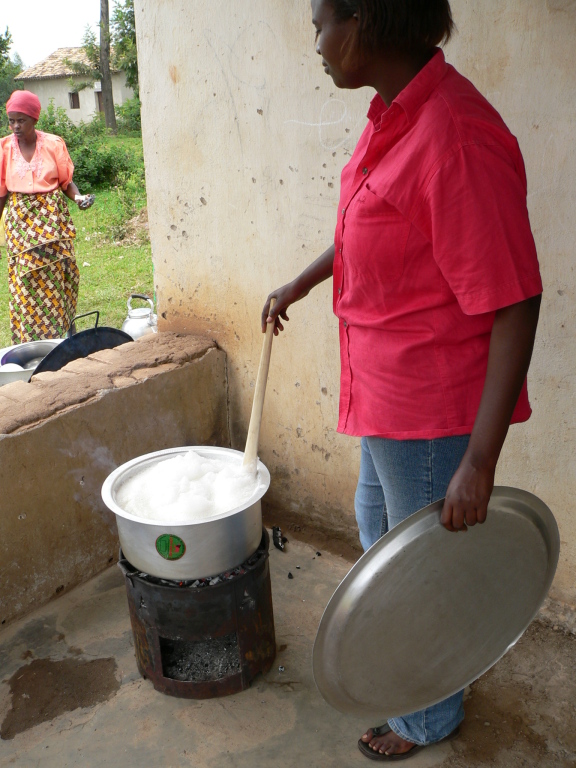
[0,532,575,768]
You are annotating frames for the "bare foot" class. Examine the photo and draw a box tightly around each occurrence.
[361,727,416,756]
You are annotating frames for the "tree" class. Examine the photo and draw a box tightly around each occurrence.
[111,0,138,96]
[0,29,24,132]
[0,27,11,66]
[99,0,117,132]
[65,27,101,93]
[66,1,140,132]
[0,51,23,104]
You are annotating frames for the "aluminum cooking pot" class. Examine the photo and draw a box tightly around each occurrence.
[0,340,61,385]
[1,340,60,368]
[101,446,270,580]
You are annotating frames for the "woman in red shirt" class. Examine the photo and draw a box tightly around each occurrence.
[263,0,542,760]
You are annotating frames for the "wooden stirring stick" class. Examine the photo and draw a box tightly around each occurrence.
[243,298,276,470]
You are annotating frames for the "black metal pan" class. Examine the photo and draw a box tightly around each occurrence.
[32,311,133,376]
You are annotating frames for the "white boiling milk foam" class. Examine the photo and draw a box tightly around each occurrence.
[116,450,262,522]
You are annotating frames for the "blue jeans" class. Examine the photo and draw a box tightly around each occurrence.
[354,435,470,745]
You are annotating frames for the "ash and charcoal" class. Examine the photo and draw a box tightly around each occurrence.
[272,526,288,551]
[161,633,241,682]
[119,545,265,589]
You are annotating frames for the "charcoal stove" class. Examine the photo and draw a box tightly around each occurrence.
[118,528,276,698]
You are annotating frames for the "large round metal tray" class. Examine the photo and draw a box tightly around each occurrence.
[313,486,559,720]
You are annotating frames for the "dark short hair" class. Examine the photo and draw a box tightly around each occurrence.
[330,0,454,54]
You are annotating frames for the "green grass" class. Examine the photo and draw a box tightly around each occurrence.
[101,134,144,154]
[0,181,154,348]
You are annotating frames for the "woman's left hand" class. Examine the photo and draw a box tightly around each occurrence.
[440,454,495,532]
[440,294,541,534]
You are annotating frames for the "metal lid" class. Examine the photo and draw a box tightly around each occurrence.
[313,487,559,720]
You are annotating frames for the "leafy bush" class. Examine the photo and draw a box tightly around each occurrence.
[36,100,81,148]
[116,165,146,217]
[71,141,136,192]
[107,165,147,240]
[80,112,108,139]
[116,97,141,133]
[35,101,135,192]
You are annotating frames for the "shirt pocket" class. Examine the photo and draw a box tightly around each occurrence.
[346,183,410,283]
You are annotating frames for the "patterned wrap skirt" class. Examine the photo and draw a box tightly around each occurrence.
[4,190,79,344]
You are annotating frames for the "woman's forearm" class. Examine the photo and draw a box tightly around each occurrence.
[262,244,335,333]
[62,182,80,202]
[441,293,542,531]
[292,243,335,295]
[467,294,541,468]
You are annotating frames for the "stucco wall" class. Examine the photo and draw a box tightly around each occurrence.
[135,1,576,609]
[21,73,134,125]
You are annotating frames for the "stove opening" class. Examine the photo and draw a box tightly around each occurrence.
[160,633,241,682]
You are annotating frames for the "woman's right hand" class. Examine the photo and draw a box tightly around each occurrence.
[261,244,336,334]
[261,281,309,335]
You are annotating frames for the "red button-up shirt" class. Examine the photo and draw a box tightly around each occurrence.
[334,49,542,439]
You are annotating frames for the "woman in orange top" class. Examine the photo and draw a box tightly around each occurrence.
[0,90,94,343]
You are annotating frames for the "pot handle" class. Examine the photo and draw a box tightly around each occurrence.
[66,311,100,337]
[127,294,154,312]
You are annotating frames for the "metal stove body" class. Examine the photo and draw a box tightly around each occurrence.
[119,529,276,698]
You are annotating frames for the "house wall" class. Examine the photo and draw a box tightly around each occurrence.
[135,0,576,611]
[20,73,134,125]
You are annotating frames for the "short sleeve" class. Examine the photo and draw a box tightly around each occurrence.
[54,137,74,190]
[414,142,542,315]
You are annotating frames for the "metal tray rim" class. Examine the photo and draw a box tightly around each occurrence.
[312,486,560,719]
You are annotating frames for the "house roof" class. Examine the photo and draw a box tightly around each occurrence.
[16,47,119,81]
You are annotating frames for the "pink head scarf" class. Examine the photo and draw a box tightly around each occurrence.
[6,90,41,121]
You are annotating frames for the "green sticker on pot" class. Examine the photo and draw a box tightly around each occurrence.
[156,534,186,561]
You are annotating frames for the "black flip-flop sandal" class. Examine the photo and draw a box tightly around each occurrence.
[358,724,394,760]
[357,725,460,761]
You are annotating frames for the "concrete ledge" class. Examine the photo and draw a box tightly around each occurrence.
[0,333,217,435]
[0,333,229,626]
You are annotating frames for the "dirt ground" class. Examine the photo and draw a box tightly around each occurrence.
[0,530,574,767]
[448,622,576,767]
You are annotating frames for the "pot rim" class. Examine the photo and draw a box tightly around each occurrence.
[101,445,270,527]
[1,339,61,366]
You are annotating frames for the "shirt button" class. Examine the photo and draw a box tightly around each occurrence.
[343,321,348,328]
[341,208,345,215]
[338,288,341,295]
[362,167,368,175]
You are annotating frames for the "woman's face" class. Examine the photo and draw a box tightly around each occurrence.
[8,112,37,141]
[311,0,363,89]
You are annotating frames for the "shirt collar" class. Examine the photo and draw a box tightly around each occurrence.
[367,48,448,128]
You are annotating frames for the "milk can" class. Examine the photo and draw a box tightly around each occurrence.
[121,294,158,340]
